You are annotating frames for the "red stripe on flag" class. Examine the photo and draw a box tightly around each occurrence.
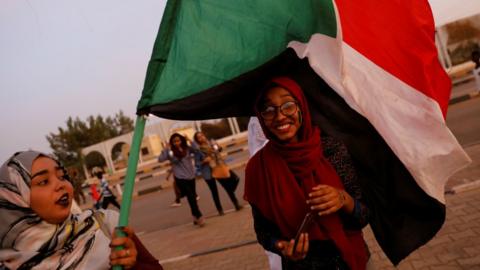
[334,0,451,117]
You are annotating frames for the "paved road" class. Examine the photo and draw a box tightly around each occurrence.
[138,185,480,270]
[365,187,480,270]
[451,78,478,99]
[137,140,480,270]
[446,96,480,146]
[129,168,247,233]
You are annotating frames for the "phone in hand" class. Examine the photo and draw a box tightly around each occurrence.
[293,212,314,251]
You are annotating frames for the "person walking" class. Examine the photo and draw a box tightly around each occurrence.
[158,133,205,226]
[193,131,243,215]
[94,169,120,210]
[89,178,102,210]
[165,167,183,207]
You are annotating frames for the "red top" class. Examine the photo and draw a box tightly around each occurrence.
[90,184,101,201]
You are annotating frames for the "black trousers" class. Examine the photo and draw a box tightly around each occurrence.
[102,196,120,209]
[204,178,223,212]
[174,179,197,202]
[175,177,202,218]
[215,170,240,208]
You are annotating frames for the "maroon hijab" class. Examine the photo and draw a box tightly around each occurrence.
[244,77,367,270]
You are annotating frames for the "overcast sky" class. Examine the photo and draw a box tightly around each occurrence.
[0,0,166,161]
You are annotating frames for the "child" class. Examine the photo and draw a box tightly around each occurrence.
[89,179,102,209]
[0,151,163,270]
[94,170,121,210]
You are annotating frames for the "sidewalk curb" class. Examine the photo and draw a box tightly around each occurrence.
[462,140,480,149]
[135,160,248,197]
[445,179,480,195]
[152,206,255,264]
[158,239,258,265]
[449,91,480,105]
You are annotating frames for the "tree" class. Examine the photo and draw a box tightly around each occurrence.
[46,110,134,178]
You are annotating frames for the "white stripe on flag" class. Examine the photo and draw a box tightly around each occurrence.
[289,35,471,203]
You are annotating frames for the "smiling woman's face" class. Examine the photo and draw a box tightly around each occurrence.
[260,86,301,143]
[30,156,73,224]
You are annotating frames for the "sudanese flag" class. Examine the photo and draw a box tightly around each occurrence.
[137,0,471,264]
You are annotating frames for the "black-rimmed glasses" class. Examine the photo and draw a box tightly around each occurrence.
[260,101,298,120]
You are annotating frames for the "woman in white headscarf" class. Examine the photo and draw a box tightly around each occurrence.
[0,151,162,270]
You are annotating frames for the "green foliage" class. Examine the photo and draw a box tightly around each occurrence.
[84,152,107,174]
[46,111,134,178]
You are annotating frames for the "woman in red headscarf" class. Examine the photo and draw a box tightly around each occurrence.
[245,77,369,270]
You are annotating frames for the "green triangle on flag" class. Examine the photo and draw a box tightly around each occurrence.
[134,0,471,266]
[138,0,336,111]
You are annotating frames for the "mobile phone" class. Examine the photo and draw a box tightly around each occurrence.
[293,212,314,251]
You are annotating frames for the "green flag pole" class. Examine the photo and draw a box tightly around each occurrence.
[112,115,147,270]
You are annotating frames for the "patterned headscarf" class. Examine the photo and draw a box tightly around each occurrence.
[0,151,116,270]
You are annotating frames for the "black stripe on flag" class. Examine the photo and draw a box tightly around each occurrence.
[141,48,445,264]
